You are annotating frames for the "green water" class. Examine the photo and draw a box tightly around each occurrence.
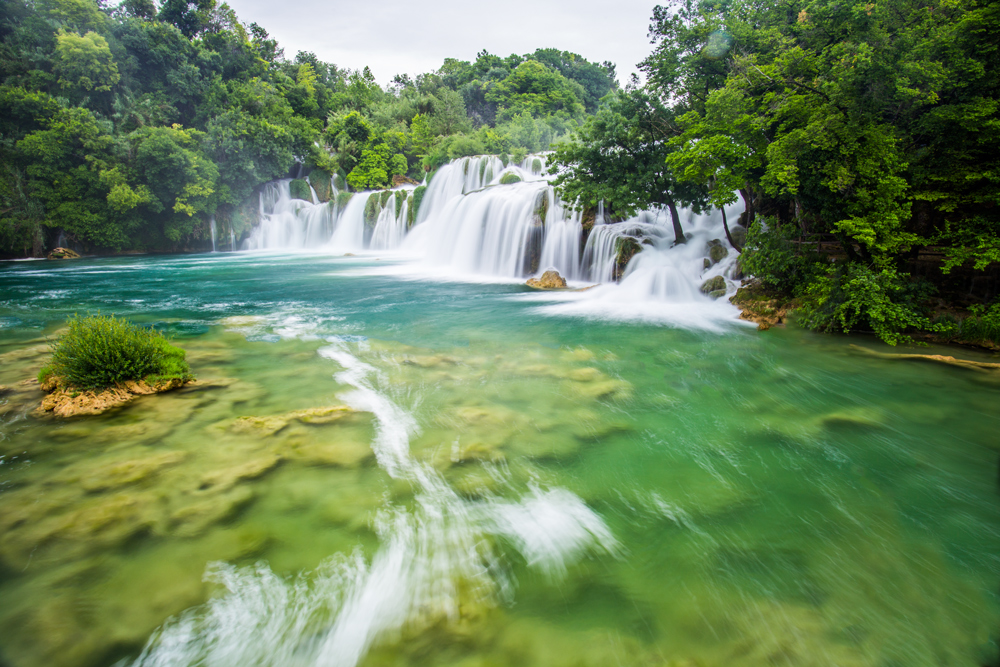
[1,253,999,667]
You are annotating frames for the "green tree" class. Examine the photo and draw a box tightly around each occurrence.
[53,30,120,94]
[550,87,707,241]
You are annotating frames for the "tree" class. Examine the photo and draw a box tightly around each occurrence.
[53,30,120,94]
[550,87,707,241]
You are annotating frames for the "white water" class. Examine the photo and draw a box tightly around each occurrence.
[239,157,746,329]
[125,340,617,667]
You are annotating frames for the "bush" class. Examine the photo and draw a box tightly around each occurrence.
[797,264,944,345]
[952,303,1000,346]
[499,172,522,185]
[740,219,826,294]
[39,314,192,390]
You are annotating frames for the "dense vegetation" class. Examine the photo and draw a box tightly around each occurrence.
[551,0,999,345]
[39,313,192,390]
[0,0,615,256]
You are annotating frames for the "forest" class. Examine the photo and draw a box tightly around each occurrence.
[2,0,998,345]
[0,0,615,254]
[550,0,999,345]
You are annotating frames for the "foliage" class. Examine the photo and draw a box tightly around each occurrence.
[0,0,615,257]
[41,314,192,390]
[739,220,825,294]
[798,265,943,346]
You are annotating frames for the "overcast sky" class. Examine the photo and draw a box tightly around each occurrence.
[222,0,660,86]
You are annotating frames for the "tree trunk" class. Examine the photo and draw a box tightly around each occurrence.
[721,206,742,253]
[739,187,756,230]
[666,197,685,244]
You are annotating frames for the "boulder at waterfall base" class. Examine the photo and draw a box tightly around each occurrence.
[526,271,568,289]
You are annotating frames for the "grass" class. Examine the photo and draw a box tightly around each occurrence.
[38,314,193,391]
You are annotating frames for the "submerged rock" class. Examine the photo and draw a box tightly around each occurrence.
[526,270,568,290]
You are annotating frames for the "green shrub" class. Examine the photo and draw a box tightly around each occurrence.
[499,172,522,185]
[798,264,944,346]
[954,303,1000,346]
[740,219,826,294]
[40,314,192,390]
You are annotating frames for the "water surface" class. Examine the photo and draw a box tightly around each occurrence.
[1,252,998,667]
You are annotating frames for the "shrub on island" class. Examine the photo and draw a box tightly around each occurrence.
[39,314,192,392]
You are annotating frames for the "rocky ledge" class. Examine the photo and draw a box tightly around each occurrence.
[35,376,192,418]
[729,280,794,330]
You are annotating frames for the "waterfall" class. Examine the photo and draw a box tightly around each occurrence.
[237,158,745,320]
[209,215,217,253]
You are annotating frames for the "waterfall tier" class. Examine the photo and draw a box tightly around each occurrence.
[241,156,744,311]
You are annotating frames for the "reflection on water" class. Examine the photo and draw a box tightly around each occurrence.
[0,252,998,667]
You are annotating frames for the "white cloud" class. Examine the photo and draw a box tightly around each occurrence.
[223,0,658,85]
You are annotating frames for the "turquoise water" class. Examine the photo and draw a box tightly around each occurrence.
[1,252,999,667]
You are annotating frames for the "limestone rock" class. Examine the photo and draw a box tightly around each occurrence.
[47,247,80,259]
[499,172,522,185]
[708,289,727,299]
[198,455,282,492]
[73,452,188,492]
[700,276,726,294]
[526,270,568,290]
[710,245,729,264]
[35,377,189,418]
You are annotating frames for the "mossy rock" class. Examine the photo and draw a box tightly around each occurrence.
[614,237,642,280]
[47,247,80,260]
[709,244,729,265]
[332,172,347,191]
[499,172,521,185]
[289,178,311,202]
[499,153,509,167]
[409,186,427,228]
[534,191,549,223]
[531,157,542,174]
[395,190,405,217]
[730,225,747,248]
[378,189,392,207]
[308,171,333,202]
[335,191,354,208]
[364,193,380,228]
[708,289,727,299]
[700,276,726,294]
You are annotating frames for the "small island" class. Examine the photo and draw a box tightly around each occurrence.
[36,314,193,418]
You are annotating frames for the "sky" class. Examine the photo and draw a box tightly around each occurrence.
[222,0,660,86]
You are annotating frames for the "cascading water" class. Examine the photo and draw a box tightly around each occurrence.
[241,155,746,327]
[209,215,217,253]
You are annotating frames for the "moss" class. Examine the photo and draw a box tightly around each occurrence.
[335,190,354,208]
[332,171,347,191]
[308,170,333,202]
[499,153,510,167]
[531,157,542,174]
[500,172,522,185]
[379,189,392,207]
[409,186,427,228]
[289,178,311,201]
[364,193,380,228]
[534,191,549,222]
[395,190,405,218]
